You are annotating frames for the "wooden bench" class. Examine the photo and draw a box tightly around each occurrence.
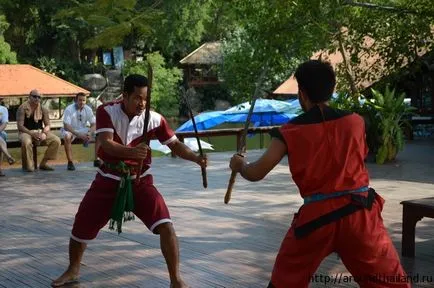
[401,197,434,257]
[8,138,95,170]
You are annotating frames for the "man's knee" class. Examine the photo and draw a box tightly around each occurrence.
[64,134,73,145]
[51,135,61,147]
[21,138,33,147]
[64,133,72,142]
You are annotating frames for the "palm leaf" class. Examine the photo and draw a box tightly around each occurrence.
[86,15,117,26]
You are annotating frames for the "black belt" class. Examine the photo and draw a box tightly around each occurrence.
[294,188,377,239]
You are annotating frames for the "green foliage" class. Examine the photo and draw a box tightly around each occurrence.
[123,52,182,117]
[330,88,416,164]
[0,0,82,62]
[50,98,73,110]
[0,15,16,63]
[156,0,212,58]
[329,92,359,111]
[35,56,107,85]
[0,35,16,63]
[221,28,299,103]
[364,87,416,164]
[57,0,163,50]
[330,93,380,155]
[153,0,240,60]
[37,56,57,74]
[332,0,434,97]
[0,0,432,117]
[219,0,348,103]
[221,0,434,102]
[204,0,239,42]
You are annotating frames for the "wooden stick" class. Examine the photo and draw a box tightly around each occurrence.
[135,64,153,186]
[182,87,207,188]
[224,66,268,204]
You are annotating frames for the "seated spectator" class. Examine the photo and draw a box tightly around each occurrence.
[0,100,15,176]
[17,89,61,172]
[61,92,102,171]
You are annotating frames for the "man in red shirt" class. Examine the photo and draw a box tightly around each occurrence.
[230,60,409,288]
[52,74,207,288]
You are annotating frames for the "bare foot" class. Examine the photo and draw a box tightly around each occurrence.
[170,279,189,288]
[51,269,79,287]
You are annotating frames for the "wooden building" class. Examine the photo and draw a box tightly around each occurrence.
[179,42,222,87]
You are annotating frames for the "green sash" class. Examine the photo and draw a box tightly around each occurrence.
[105,161,135,234]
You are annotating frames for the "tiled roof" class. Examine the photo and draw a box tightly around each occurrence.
[0,64,89,98]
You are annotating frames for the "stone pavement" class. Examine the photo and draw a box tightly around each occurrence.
[0,140,433,287]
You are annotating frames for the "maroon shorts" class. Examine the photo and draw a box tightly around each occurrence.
[71,173,171,243]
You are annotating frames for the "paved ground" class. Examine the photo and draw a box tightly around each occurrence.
[1,140,434,287]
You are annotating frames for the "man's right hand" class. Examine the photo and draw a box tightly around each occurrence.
[229,153,246,173]
[78,133,90,142]
[131,143,149,160]
[31,131,41,141]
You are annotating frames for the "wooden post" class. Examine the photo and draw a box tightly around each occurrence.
[58,97,61,119]
[401,205,422,258]
[32,143,38,170]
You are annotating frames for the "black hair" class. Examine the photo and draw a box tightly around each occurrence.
[294,60,336,103]
[75,92,86,101]
[123,74,148,95]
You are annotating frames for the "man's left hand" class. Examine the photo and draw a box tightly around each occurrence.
[196,154,208,168]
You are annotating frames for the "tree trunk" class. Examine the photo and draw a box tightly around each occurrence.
[77,39,82,65]
[336,28,359,99]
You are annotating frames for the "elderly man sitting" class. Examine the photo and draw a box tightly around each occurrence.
[17,89,61,172]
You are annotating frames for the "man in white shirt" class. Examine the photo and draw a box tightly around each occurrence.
[0,101,15,176]
[61,93,101,171]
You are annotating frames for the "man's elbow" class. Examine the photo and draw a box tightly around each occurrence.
[243,170,266,182]
[248,174,266,182]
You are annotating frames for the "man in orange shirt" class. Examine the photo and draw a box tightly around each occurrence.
[230,60,409,288]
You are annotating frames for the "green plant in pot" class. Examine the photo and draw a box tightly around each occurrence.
[364,87,416,164]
